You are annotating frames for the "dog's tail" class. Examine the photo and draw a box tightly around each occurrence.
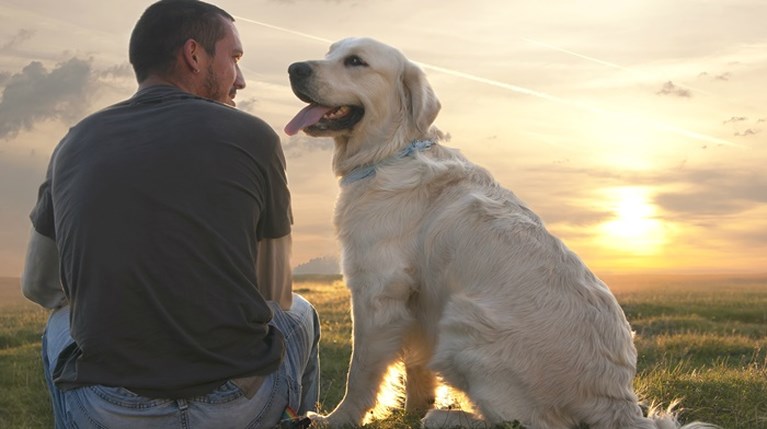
[646,416,720,429]
[643,402,721,429]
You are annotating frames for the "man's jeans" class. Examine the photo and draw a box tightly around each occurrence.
[42,294,320,429]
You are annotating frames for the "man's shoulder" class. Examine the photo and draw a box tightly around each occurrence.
[211,105,281,147]
[81,89,276,133]
[168,95,276,135]
[212,103,273,130]
[64,88,281,155]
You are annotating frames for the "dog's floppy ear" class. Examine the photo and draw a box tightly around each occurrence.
[402,60,441,134]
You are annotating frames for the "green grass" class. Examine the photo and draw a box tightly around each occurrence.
[614,278,767,428]
[2,275,766,428]
[0,303,51,429]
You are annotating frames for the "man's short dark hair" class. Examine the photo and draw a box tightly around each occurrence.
[129,0,235,83]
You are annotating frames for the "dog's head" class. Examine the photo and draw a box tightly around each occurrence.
[285,38,440,147]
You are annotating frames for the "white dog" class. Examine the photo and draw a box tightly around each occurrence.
[285,37,716,429]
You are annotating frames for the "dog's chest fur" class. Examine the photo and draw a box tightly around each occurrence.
[334,146,467,246]
[332,145,526,297]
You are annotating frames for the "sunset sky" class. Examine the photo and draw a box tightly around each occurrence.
[0,0,765,277]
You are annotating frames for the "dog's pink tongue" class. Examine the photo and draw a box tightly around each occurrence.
[284,104,334,136]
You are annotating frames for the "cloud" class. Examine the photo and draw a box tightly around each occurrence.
[656,81,691,98]
[722,117,763,137]
[0,154,49,275]
[715,72,732,81]
[726,227,767,248]
[0,29,35,52]
[509,164,767,232]
[0,58,95,140]
[510,165,629,227]
[282,134,334,158]
[99,63,134,79]
[723,116,747,124]
[698,71,732,81]
[654,168,767,217]
[236,97,259,113]
[734,128,760,137]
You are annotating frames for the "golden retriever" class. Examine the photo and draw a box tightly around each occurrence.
[285,37,716,429]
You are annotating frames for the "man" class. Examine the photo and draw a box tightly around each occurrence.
[20,1,319,428]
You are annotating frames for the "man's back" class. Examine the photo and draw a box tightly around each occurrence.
[40,85,291,398]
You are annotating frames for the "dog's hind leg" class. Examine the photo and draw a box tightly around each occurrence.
[405,362,437,416]
[463,372,575,429]
[403,328,437,416]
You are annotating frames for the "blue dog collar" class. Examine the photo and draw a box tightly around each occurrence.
[341,139,435,186]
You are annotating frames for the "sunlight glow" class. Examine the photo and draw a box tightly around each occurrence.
[365,362,404,423]
[364,362,476,424]
[598,187,667,255]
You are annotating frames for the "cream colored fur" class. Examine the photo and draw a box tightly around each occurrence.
[290,37,718,429]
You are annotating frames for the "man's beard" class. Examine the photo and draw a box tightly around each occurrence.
[203,64,226,104]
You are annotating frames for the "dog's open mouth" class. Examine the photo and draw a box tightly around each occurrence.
[284,103,364,136]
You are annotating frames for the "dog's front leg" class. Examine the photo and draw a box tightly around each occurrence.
[318,279,415,427]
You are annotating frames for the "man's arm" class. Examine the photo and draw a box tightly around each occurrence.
[256,234,293,310]
[21,228,67,309]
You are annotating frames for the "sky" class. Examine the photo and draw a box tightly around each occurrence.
[0,0,765,277]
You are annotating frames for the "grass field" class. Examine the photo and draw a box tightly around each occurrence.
[1,274,766,428]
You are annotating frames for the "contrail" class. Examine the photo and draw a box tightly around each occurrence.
[235,16,332,44]
[415,62,740,148]
[236,16,742,148]
[521,38,712,96]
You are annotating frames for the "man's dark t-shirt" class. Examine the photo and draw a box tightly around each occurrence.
[30,85,291,398]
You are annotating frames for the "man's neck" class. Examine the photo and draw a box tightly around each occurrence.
[137,75,195,95]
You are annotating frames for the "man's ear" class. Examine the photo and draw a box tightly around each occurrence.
[402,60,441,134]
[182,39,202,73]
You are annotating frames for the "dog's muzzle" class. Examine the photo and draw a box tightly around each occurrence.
[288,62,315,103]
[284,60,365,136]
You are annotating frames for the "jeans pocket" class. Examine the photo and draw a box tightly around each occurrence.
[193,380,245,404]
[185,371,288,429]
[65,386,177,429]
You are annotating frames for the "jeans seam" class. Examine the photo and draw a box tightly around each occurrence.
[179,399,189,429]
[68,389,108,429]
[191,381,244,405]
[89,386,172,409]
[245,368,281,429]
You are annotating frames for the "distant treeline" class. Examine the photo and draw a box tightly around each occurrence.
[293,256,340,275]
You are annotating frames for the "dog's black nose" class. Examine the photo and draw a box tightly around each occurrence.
[288,62,313,79]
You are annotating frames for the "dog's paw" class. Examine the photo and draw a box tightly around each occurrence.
[422,409,490,429]
[305,411,328,428]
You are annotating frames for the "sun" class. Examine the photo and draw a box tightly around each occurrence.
[598,187,667,255]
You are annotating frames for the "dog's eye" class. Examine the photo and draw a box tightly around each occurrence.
[344,55,368,67]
